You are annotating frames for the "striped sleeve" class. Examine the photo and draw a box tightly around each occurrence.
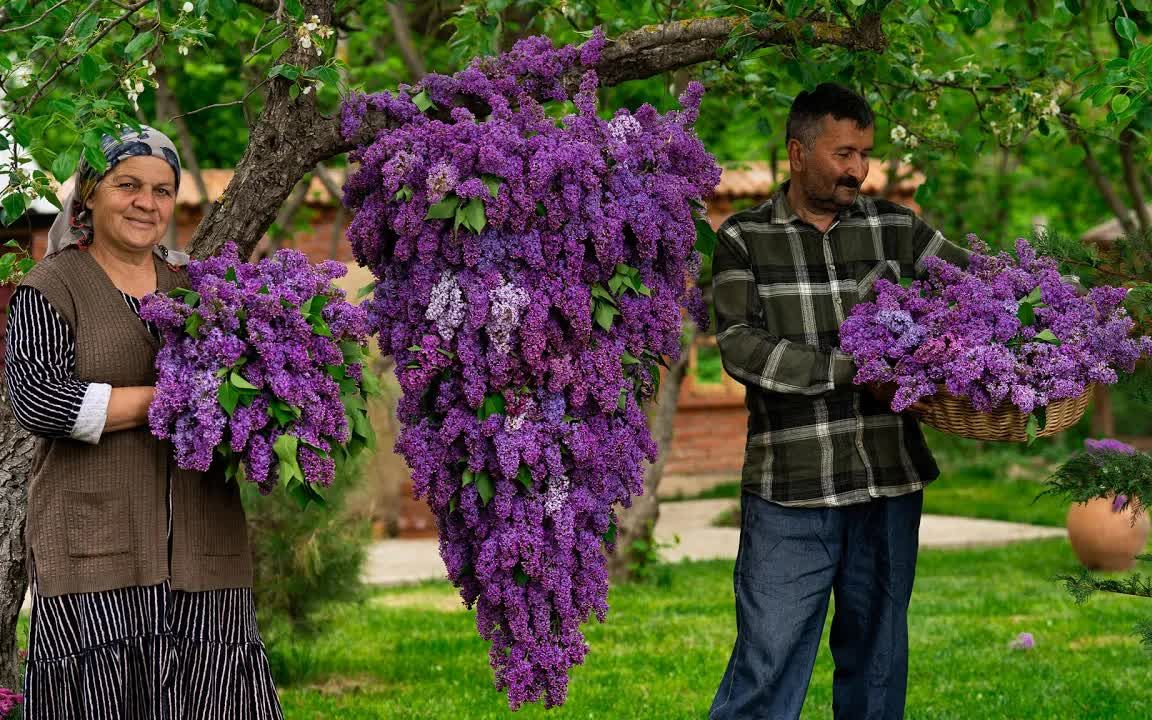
[4,286,111,443]
[712,221,855,395]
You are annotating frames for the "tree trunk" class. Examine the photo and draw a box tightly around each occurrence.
[608,325,693,582]
[0,374,33,693]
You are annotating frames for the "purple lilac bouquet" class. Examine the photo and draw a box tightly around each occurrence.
[840,236,1152,426]
[341,30,719,708]
[141,243,376,506]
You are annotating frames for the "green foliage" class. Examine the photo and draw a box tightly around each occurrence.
[244,455,372,636]
[1044,448,1152,511]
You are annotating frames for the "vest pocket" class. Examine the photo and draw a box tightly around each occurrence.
[64,490,130,558]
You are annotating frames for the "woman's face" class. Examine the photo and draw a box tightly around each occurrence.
[85,156,177,254]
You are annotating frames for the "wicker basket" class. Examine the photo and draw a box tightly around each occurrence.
[920,386,1092,443]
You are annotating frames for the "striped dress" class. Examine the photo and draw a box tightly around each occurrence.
[5,285,283,720]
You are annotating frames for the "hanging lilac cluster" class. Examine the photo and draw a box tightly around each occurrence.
[141,243,376,505]
[341,31,719,708]
[840,236,1152,415]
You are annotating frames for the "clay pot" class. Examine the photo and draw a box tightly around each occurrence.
[1066,497,1150,572]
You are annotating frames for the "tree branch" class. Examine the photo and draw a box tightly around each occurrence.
[1064,118,1138,237]
[0,0,67,33]
[1120,126,1150,235]
[156,66,214,219]
[12,0,149,117]
[387,2,426,79]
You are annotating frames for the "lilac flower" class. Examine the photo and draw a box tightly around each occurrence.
[1085,438,1138,455]
[340,29,717,709]
[840,237,1152,416]
[0,688,22,718]
[141,243,374,499]
[1010,632,1035,650]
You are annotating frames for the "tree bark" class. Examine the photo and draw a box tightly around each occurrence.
[608,325,693,582]
[0,374,33,693]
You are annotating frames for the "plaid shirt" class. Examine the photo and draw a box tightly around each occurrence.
[713,183,971,507]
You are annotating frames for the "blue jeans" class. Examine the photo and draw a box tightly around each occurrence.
[709,490,923,720]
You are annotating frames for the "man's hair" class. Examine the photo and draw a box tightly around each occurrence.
[785,83,874,149]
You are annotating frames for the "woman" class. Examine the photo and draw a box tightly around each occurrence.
[5,126,283,719]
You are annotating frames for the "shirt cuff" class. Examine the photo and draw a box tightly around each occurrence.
[71,383,111,445]
[831,350,857,386]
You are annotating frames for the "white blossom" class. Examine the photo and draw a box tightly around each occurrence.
[890,125,908,143]
[178,45,189,56]
[906,134,919,149]
[182,1,194,13]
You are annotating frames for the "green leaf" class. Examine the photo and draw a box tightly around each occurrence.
[475,471,495,506]
[593,302,619,332]
[517,464,533,492]
[1017,302,1036,326]
[288,480,325,510]
[273,433,302,486]
[230,371,258,390]
[513,566,529,587]
[50,148,79,183]
[1025,414,1039,444]
[412,90,434,112]
[617,388,628,412]
[463,197,486,233]
[1034,329,1060,344]
[602,521,617,546]
[392,185,413,202]
[425,195,459,220]
[169,288,200,307]
[694,218,717,258]
[284,0,304,20]
[309,66,340,88]
[482,175,502,198]
[77,53,102,86]
[267,399,300,426]
[1,194,27,225]
[123,30,155,60]
[217,381,241,415]
[1065,0,1081,14]
[1111,94,1132,115]
[621,350,640,366]
[462,469,475,486]
[184,312,203,338]
[1116,16,1138,44]
[477,393,506,420]
[82,140,108,175]
[74,12,100,39]
[268,64,300,82]
[1035,404,1048,431]
[535,201,547,217]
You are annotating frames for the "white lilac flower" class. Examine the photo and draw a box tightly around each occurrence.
[607,115,642,143]
[487,281,530,355]
[426,272,465,341]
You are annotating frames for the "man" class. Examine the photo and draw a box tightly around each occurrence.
[708,83,970,720]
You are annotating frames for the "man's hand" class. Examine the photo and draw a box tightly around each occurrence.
[865,382,932,417]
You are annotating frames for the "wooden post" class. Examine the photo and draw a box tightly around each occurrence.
[1091,385,1115,438]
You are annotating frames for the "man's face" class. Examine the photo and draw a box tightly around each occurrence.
[792,116,874,212]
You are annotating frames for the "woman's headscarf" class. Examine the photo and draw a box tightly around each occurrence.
[46,125,190,265]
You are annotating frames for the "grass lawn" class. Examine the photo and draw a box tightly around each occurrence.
[242,539,1150,719]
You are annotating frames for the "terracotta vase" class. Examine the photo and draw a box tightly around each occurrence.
[1066,497,1151,572]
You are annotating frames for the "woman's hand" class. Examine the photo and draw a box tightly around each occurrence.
[105,386,156,433]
